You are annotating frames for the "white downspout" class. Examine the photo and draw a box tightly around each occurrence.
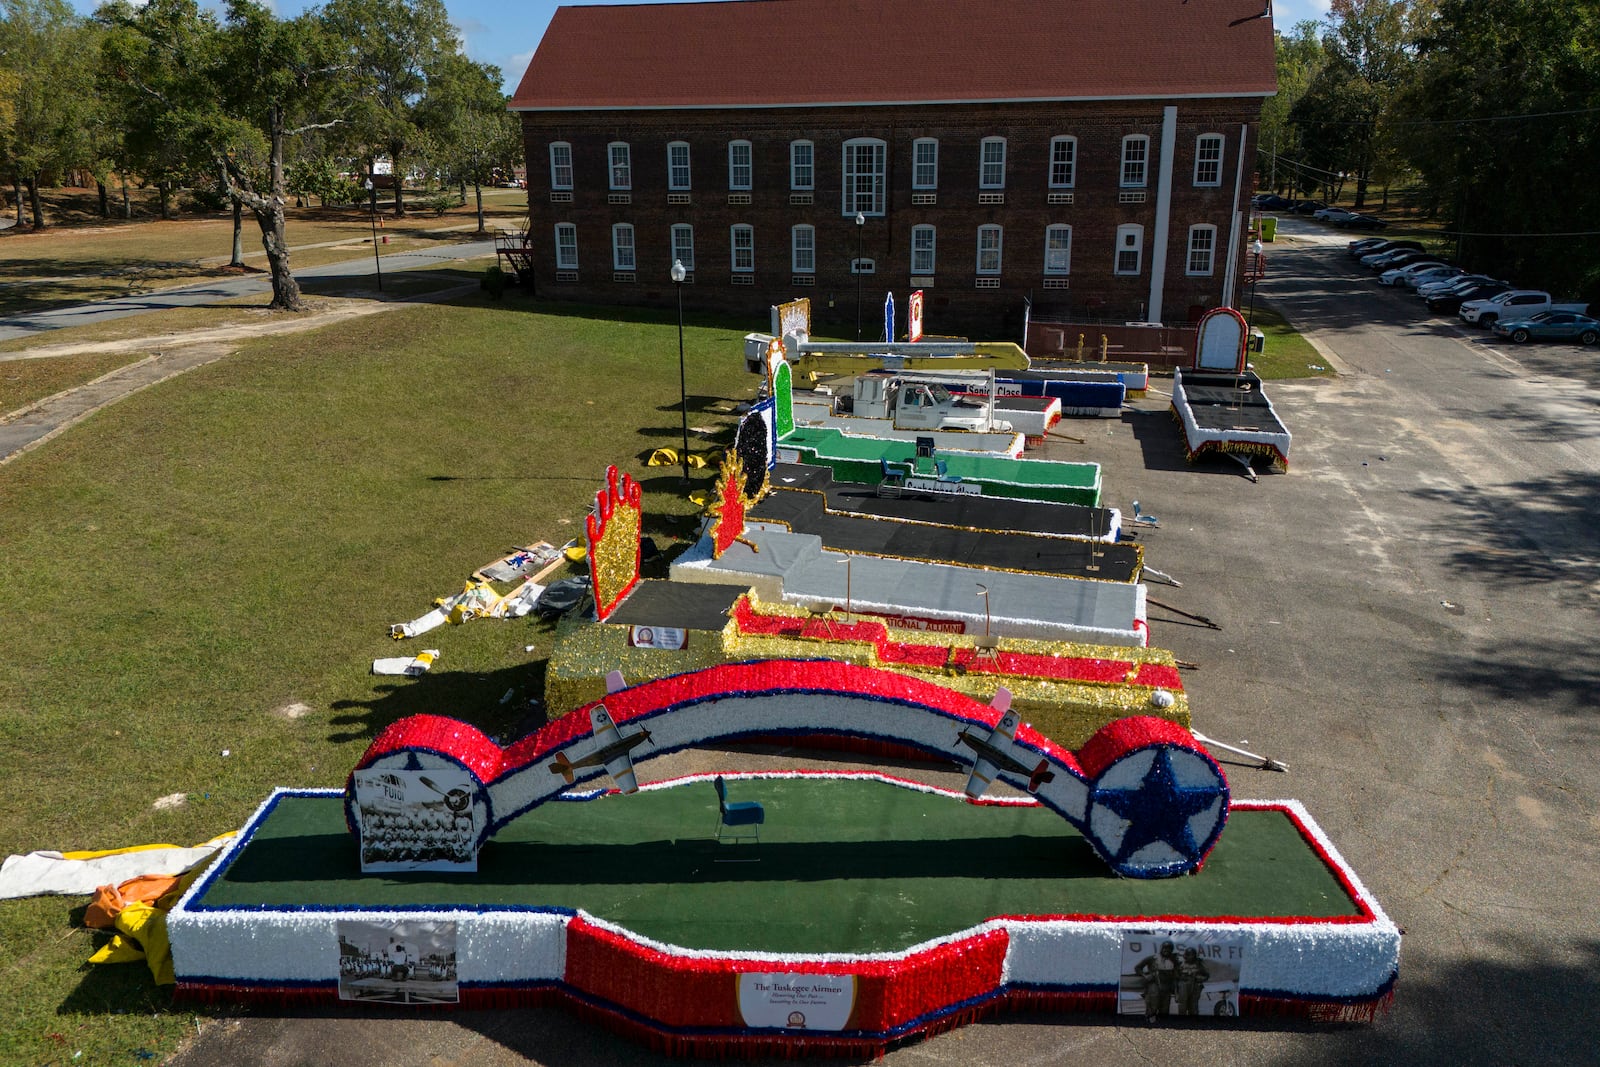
[1147,106,1178,323]
[1222,122,1249,307]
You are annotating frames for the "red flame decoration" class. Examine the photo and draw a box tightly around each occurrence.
[586,464,643,621]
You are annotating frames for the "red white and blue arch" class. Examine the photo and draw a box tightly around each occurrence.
[346,659,1228,879]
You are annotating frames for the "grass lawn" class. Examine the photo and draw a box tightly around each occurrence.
[0,290,758,1066]
[1248,304,1334,380]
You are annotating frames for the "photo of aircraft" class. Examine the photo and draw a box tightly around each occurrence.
[546,671,652,794]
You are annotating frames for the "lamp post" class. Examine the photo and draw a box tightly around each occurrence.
[854,212,865,340]
[365,179,383,292]
[671,259,691,486]
[1246,238,1264,328]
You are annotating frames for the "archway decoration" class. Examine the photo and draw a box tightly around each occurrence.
[346,659,1228,879]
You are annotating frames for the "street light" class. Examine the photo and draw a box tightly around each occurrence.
[1246,238,1264,328]
[854,212,865,340]
[671,259,691,486]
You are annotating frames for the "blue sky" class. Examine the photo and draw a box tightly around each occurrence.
[73,0,1333,96]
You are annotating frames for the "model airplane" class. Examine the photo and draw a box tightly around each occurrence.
[546,671,652,793]
[956,688,1055,799]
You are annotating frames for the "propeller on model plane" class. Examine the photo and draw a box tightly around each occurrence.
[955,688,1055,799]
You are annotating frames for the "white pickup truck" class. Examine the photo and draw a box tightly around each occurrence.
[851,374,1011,432]
[1459,290,1589,327]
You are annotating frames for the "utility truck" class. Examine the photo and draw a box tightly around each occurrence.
[848,373,1012,433]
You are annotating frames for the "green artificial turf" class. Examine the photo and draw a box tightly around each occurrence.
[195,780,1362,954]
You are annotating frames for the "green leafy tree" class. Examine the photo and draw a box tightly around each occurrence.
[1398,0,1600,300]
[320,0,458,218]
[1258,22,1328,195]
[417,54,519,233]
[0,0,100,228]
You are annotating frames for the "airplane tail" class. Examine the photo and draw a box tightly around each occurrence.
[547,752,576,784]
[1028,760,1056,793]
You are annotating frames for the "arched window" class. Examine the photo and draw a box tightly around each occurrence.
[980,137,1006,189]
[671,224,695,271]
[730,224,754,272]
[554,223,577,269]
[911,225,936,275]
[1114,224,1144,275]
[549,142,573,190]
[1121,135,1149,188]
[790,140,814,191]
[1044,225,1071,275]
[728,140,752,190]
[976,225,1003,275]
[612,223,635,270]
[791,225,815,273]
[607,142,631,190]
[1048,136,1076,188]
[1186,224,1217,275]
[912,138,938,190]
[842,138,886,215]
[667,142,691,191]
[1194,134,1224,186]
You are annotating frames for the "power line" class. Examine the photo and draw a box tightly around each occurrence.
[1280,104,1600,129]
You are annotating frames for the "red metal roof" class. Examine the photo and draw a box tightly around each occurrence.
[510,0,1277,111]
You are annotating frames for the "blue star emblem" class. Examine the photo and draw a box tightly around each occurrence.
[1091,747,1226,869]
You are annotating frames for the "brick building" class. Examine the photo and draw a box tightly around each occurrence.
[508,0,1276,338]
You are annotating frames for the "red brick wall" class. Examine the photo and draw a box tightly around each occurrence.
[518,97,1263,338]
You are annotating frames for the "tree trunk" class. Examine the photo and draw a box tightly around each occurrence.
[97,180,110,218]
[1354,173,1368,210]
[257,105,304,312]
[13,176,23,225]
[27,174,44,229]
[230,197,245,268]
[158,181,173,220]
[390,146,407,217]
[473,179,485,234]
[121,174,131,219]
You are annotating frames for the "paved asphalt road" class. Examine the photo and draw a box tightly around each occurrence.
[150,217,1598,1066]
[0,240,497,344]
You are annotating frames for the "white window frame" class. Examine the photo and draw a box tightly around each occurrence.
[1115,223,1144,276]
[667,141,691,191]
[549,142,573,190]
[841,137,887,216]
[607,142,631,190]
[1194,133,1224,187]
[1044,225,1071,275]
[728,140,752,191]
[730,224,754,273]
[913,138,938,190]
[1121,135,1150,188]
[911,225,936,275]
[976,224,1003,276]
[671,224,695,271]
[789,140,814,191]
[611,223,635,270]
[554,222,577,269]
[1186,224,1217,275]
[791,225,815,274]
[980,137,1007,189]
[1048,136,1076,188]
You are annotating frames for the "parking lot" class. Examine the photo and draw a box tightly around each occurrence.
[170,217,1599,1067]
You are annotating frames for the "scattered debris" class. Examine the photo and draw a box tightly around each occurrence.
[371,650,439,677]
[1193,730,1289,773]
[271,701,312,720]
[152,793,187,811]
[1148,598,1221,630]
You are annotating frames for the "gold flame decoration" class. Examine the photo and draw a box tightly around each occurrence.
[586,464,642,621]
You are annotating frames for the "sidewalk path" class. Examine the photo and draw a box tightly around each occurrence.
[0,239,496,344]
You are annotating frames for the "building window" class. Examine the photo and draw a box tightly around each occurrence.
[549,142,573,190]
[980,137,1006,189]
[790,140,813,190]
[913,138,938,190]
[1121,135,1149,188]
[1194,134,1224,187]
[1044,225,1071,275]
[1115,223,1144,275]
[554,222,577,269]
[977,225,1003,275]
[611,224,635,270]
[1048,136,1076,188]
[842,137,886,215]
[728,140,752,190]
[911,225,936,275]
[671,224,695,271]
[731,224,754,272]
[1186,224,1216,275]
[791,225,815,274]
[607,142,631,190]
[668,141,691,191]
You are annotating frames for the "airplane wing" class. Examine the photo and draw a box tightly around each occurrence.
[962,689,1017,800]
[591,703,640,794]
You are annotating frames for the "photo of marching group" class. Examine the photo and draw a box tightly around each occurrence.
[351,769,482,872]
[336,920,459,1005]
[1118,933,1243,1022]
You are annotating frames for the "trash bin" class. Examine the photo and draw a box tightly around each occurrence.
[1260,216,1278,242]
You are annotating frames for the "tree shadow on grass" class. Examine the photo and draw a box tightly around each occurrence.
[326,658,555,749]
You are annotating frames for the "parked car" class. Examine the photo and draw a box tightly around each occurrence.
[1314,207,1357,223]
[1366,248,1441,271]
[1396,265,1465,291]
[1417,274,1500,299]
[1460,290,1591,327]
[1490,311,1600,345]
[1253,194,1295,210]
[1289,199,1327,215]
[1341,213,1389,230]
[1426,282,1511,313]
[1350,238,1422,259]
[1379,261,1453,287]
